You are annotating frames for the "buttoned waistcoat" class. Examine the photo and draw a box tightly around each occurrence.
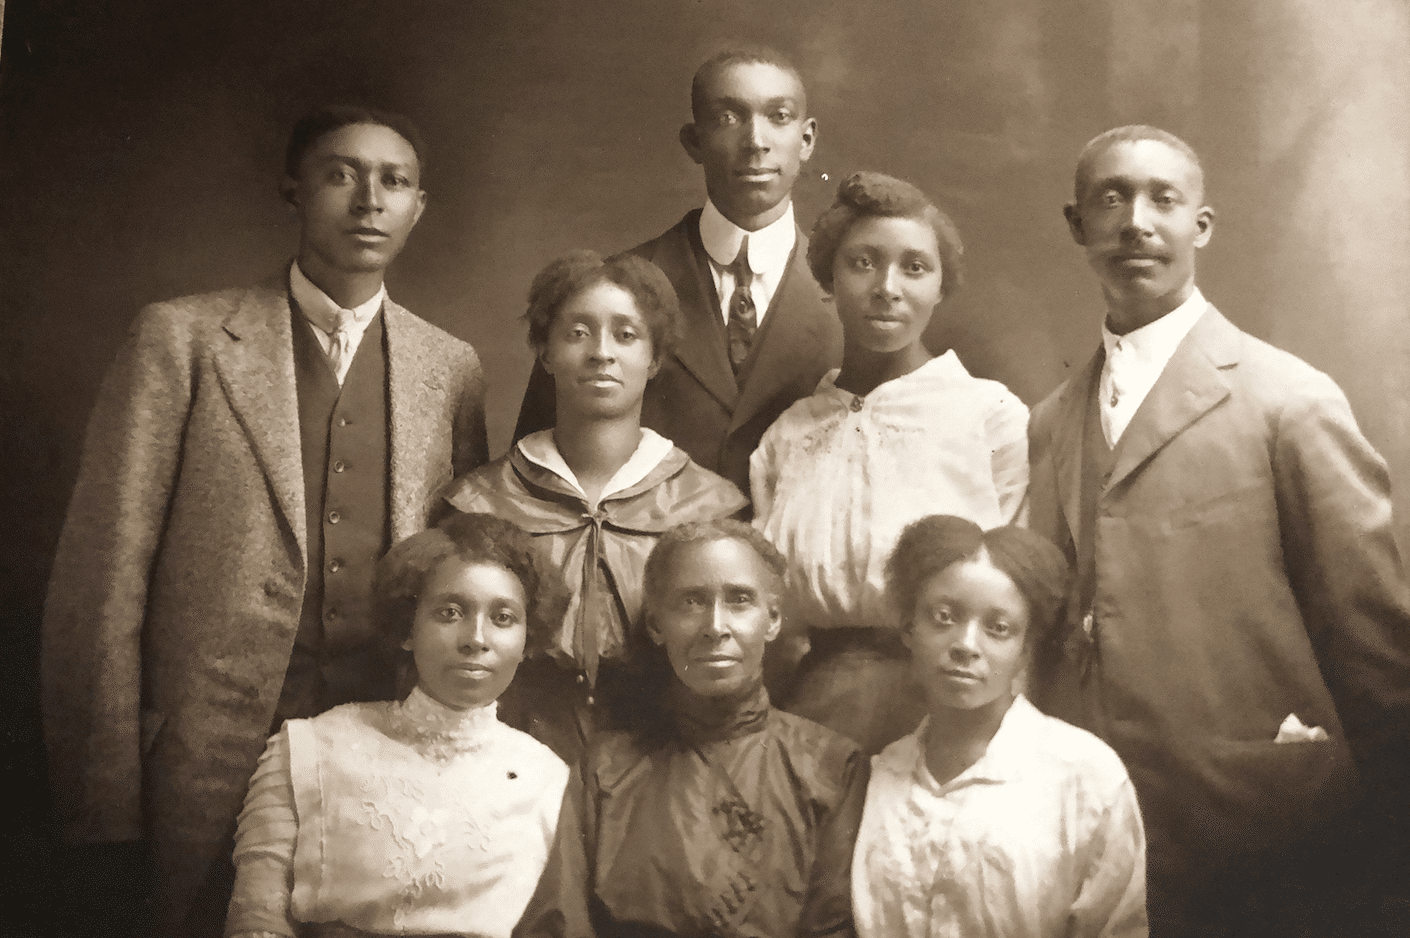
[41,271,487,927]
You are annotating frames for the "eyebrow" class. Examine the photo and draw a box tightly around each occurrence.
[314,153,416,172]
[707,94,799,111]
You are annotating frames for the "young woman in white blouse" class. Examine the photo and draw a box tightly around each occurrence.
[224,512,570,938]
[853,514,1147,938]
[750,171,1029,754]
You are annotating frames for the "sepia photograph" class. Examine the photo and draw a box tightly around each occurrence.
[3,1,1407,935]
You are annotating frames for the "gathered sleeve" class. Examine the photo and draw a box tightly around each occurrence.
[747,425,782,525]
[1068,777,1149,938]
[225,728,299,938]
[513,765,598,938]
[987,389,1031,527]
[798,749,869,938]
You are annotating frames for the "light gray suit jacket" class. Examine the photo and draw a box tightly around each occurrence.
[1028,305,1410,893]
[41,271,487,927]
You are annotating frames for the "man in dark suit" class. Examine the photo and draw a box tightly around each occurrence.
[42,106,487,937]
[515,48,842,495]
[1028,124,1410,936]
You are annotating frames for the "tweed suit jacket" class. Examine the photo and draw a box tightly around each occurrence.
[514,210,842,494]
[1027,304,1410,890]
[41,270,487,926]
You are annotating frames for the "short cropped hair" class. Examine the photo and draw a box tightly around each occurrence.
[807,171,965,298]
[1072,124,1204,202]
[885,515,1070,653]
[523,249,682,364]
[642,519,786,616]
[690,46,807,121]
[374,512,562,657]
[285,105,427,181]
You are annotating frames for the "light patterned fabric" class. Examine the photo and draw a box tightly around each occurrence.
[750,351,1029,631]
[225,688,568,938]
[853,696,1148,938]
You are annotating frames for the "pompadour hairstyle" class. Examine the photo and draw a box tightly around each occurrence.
[523,249,682,365]
[885,515,1070,653]
[284,105,427,181]
[807,171,965,298]
[1072,124,1204,202]
[373,511,564,657]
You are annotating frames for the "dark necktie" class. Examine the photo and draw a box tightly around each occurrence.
[726,237,757,375]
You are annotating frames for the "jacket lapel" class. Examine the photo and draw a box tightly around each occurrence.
[1052,351,1102,550]
[213,273,306,559]
[646,212,740,411]
[384,300,441,542]
[1106,305,1237,492]
[730,230,831,433]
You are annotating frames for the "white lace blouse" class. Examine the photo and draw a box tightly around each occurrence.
[225,688,569,938]
[750,352,1029,631]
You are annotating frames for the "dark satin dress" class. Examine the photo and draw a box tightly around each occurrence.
[514,684,867,938]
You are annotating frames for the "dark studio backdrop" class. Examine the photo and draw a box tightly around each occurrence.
[2,0,1408,923]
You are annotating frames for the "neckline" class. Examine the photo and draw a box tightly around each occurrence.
[386,687,500,763]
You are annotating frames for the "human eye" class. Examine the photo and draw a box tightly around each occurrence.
[985,618,1015,639]
[1100,190,1123,208]
[771,107,795,125]
[850,254,875,271]
[929,605,957,627]
[383,173,410,189]
[715,109,741,127]
[491,607,522,627]
[617,326,640,342]
[1153,189,1179,206]
[328,166,355,184]
[726,589,756,607]
[436,604,464,623]
[905,257,933,276]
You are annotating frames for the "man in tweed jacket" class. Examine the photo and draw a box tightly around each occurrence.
[42,106,487,936]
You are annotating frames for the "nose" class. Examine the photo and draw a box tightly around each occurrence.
[355,175,384,214]
[703,600,731,638]
[743,114,769,152]
[875,263,902,300]
[459,614,490,651]
[1123,194,1155,238]
[948,620,982,661]
[588,330,616,362]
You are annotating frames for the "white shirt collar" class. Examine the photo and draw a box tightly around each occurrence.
[699,199,796,274]
[516,427,675,507]
[905,695,1042,792]
[1100,286,1207,369]
[290,260,386,334]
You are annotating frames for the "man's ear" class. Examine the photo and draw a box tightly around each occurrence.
[679,123,705,165]
[280,175,301,209]
[646,612,665,646]
[798,117,818,164]
[534,343,553,376]
[1063,203,1086,246]
[1194,205,1215,248]
[409,188,428,230]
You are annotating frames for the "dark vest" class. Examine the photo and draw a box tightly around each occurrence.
[1065,382,1120,736]
[275,308,394,722]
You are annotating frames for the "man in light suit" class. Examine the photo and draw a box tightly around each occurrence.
[42,106,487,937]
[1028,124,1410,936]
[514,47,842,496]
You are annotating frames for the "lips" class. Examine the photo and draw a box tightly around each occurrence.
[736,167,779,180]
[941,668,981,682]
[350,227,389,238]
[581,373,621,386]
[453,662,493,675]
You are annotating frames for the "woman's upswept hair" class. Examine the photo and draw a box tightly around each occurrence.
[885,515,1070,651]
[807,171,965,298]
[374,512,564,658]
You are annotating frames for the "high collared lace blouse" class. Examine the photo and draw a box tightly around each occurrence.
[225,687,569,938]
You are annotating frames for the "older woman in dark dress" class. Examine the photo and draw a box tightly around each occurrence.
[515,519,867,938]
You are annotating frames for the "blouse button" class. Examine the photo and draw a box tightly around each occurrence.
[328,510,340,524]
[849,395,864,413]
[333,460,346,473]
